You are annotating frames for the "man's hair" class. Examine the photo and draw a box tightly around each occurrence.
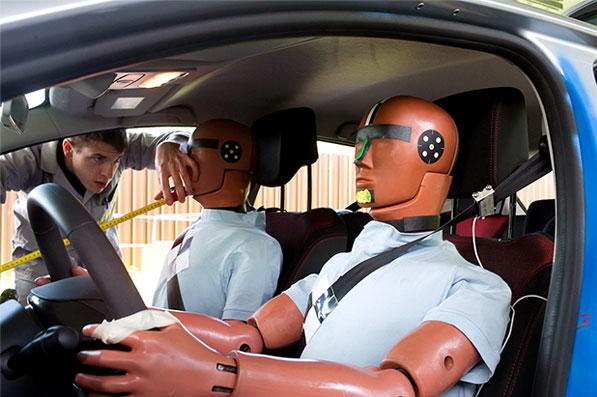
[68,129,128,152]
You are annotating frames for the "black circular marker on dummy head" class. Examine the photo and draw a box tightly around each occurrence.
[221,140,242,163]
[417,130,444,164]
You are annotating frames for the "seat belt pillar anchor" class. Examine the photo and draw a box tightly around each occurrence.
[472,185,495,218]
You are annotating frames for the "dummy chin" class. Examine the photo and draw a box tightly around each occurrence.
[194,171,252,209]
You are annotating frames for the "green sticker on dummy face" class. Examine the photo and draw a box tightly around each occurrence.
[355,136,369,161]
[356,188,373,204]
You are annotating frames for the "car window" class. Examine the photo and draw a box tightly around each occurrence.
[517,171,556,208]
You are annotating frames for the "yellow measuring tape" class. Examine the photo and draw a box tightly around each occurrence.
[0,198,168,274]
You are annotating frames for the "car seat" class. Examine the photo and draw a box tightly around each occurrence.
[251,108,349,294]
[524,199,555,237]
[438,87,554,396]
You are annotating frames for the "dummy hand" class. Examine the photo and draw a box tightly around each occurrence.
[75,323,237,397]
[34,265,88,286]
[155,142,199,205]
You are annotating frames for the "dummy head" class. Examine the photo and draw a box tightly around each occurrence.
[354,96,458,221]
[185,119,255,209]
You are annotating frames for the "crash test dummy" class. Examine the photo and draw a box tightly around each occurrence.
[152,119,282,320]
[75,97,511,397]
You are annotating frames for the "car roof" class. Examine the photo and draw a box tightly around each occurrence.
[2,0,594,155]
[14,37,545,145]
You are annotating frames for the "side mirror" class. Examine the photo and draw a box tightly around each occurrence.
[1,96,29,134]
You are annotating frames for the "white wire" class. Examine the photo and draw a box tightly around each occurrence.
[471,216,548,396]
[475,294,548,397]
[472,216,484,269]
[500,295,548,354]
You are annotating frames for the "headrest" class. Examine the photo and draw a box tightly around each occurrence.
[524,199,555,234]
[435,88,529,199]
[251,107,319,187]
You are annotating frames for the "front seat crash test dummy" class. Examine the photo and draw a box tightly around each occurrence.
[185,119,256,209]
[354,96,458,221]
[75,97,512,397]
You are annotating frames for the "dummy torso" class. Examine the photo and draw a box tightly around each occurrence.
[153,208,281,320]
[152,119,282,319]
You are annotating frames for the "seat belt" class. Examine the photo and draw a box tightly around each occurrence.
[492,151,551,204]
[305,213,469,320]
[247,182,261,208]
[166,231,188,311]
[303,149,552,340]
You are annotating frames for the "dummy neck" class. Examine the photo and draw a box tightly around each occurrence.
[384,216,440,233]
[217,204,247,213]
[369,173,451,221]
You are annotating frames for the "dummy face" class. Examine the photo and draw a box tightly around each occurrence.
[185,119,253,207]
[63,139,124,193]
[354,129,423,208]
[354,96,457,209]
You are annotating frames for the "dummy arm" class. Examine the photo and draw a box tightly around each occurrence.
[75,320,478,397]
[74,323,414,397]
[166,293,304,354]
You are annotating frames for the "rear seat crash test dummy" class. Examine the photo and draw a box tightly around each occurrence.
[152,119,282,320]
[75,97,511,397]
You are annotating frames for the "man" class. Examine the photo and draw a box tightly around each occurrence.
[0,128,195,304]
[152,119,283,320]
[75,97,511,397]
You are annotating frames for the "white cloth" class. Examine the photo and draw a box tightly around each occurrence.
[91,309,179,344]
[153,209,282,321]
[284,220,511,397]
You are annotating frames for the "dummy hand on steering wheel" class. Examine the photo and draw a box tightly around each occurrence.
[75,321,236,397]
[155,142,200,205]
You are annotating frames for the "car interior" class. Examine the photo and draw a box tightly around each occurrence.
[1,34,557,397]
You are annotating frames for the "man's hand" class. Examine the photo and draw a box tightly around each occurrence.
[34,265,89,286]
[155,142,199,205]
[74,323,237,397]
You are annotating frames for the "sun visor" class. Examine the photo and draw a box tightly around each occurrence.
[251,107,318,187]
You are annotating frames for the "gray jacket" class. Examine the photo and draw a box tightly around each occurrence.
[0,131,188,263]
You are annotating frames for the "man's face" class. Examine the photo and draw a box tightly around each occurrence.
[64,140,124,193]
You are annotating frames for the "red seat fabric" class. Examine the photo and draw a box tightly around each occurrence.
[446,233,553,397]
[266,208,347,294]
[455,215,509,238]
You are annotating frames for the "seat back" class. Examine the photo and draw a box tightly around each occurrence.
[524,199,555,235]
[251,108,353,293]
[455,215,509,238]
[438,87,553,395]
[267,208,347,293]
[447,233,553,397]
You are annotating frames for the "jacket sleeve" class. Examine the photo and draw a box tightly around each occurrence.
[120,131,190,170]
[0,146,43,203]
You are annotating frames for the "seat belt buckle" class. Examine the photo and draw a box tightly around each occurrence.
[472,185,495,218]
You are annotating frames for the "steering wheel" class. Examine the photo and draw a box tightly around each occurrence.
[27,183,146,318]
[1,183,146,397]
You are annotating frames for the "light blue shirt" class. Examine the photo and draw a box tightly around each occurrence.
[153,209,283,320]
[284,220,511,397]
